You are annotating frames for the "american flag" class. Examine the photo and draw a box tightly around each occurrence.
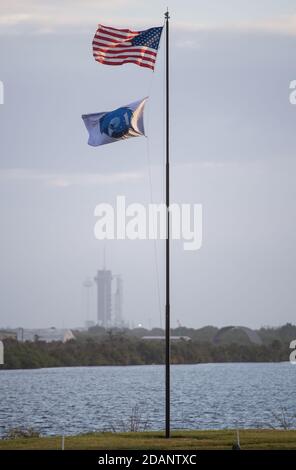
[92,24,163,71]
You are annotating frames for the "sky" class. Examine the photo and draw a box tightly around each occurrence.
[0,0,296,329]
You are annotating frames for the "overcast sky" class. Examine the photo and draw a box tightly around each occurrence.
[0,0,296,329]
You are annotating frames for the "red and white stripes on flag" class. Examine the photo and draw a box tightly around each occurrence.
[92,24,162,71]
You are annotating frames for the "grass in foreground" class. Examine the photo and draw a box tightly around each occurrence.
[1,429,296,450]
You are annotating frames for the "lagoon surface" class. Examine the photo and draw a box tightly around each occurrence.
[0,363,295,436]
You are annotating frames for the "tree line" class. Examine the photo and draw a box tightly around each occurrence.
[0,333,291,370]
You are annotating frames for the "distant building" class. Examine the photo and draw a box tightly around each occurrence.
[213,326,263,345]
[142,336,191,342]
[94,266,124,328]
[113,275,123,327]
[0,330,17,341]
[16,327,75,343]
[94,269,112,328]
[0,340,3,365]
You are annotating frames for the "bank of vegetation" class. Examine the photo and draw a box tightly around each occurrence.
[1,323,294,369]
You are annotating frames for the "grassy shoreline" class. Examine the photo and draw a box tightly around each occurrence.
[1,430,296,450]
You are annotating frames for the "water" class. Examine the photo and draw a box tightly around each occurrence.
[0,363,295,436]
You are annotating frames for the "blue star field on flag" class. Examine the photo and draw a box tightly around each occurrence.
[131,27,163,50]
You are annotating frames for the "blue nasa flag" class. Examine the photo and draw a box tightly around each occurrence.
[82,97,147,146]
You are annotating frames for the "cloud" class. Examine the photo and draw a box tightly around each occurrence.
[0,168,144,187]
[0,14,33,25]
[174,15,296,37]
[0,0,149,35]
[175,39,200,49]
[248,15,296,36]
[1,1,296,37]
